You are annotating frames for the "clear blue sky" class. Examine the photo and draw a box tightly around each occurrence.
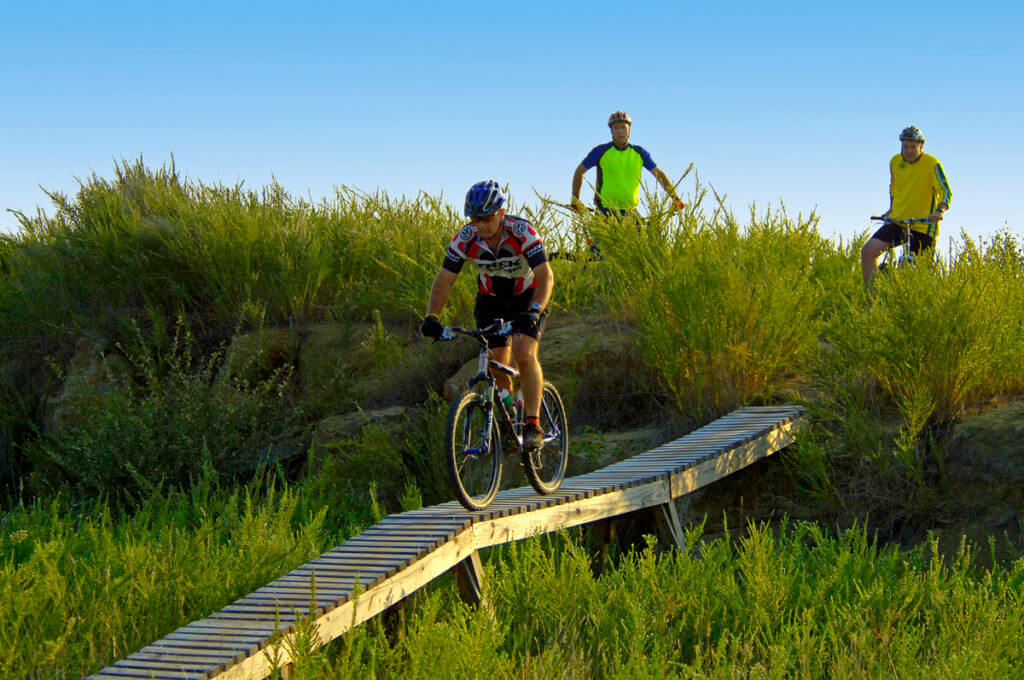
[3,1,1021,251]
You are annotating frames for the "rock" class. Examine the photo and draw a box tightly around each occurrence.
[312,406,412,448]
[45,340,129,434]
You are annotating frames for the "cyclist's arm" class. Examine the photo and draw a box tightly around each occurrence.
[884,157,895,218]
[650,166,682,203]
[931,161,952,221]
[571,163,587,205]
[529,262,554,311]
[426,269,458,317]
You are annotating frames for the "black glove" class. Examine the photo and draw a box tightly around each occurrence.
[513,305,542,333]
[420,314,443,339]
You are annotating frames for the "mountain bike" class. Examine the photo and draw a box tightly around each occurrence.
[439,320,569,511]
[871,215,934,272]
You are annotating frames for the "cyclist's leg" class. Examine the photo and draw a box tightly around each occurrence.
[473,293,513,392]
[908,231,935,255]
[861,222,897,284]
[508,293,548,420]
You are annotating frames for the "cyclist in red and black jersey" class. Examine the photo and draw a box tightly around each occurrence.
[421,180,554,451]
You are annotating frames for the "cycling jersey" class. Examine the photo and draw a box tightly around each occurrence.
[442,215,548,297]
[580,142,657,211]
[889,152,952,237]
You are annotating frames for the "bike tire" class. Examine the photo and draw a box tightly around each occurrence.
[522,381,569,494]
[445,390,502,511]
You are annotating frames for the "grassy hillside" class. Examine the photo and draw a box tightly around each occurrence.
[2,159,1024,677]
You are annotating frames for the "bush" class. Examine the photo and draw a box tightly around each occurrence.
[23,327,301,507]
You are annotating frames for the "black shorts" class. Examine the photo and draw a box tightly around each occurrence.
[474,291,548,348]
[870,223,935,254]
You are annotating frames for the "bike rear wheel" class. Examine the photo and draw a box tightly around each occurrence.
[522,381,569,494]
[445,390,502,510]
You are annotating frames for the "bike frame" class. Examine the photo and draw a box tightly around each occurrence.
[871,215,933,270]
[440,320,559,449]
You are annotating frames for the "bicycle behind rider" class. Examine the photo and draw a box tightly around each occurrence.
[860,125,952,285]
[420,180,554,451]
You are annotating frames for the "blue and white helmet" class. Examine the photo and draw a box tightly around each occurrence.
[464,180,506,217]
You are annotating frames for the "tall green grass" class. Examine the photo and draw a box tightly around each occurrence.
[0,469,379,680]
[591,190,859,424]
[792,231,1024,527]
[278,523,1024,679]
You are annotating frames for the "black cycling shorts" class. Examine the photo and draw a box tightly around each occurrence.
[870,223,935,254]
[474,291,548,348]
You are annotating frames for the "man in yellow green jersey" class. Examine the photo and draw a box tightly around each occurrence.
[571,111,685,216]
[861,125,952,284]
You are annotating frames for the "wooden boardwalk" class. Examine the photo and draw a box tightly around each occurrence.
[86,405,804,680]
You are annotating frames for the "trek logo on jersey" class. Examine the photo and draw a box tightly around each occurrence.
[478,256,530,278]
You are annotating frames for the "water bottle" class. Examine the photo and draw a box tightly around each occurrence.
[514,390,524,424]
[497,388,515,417]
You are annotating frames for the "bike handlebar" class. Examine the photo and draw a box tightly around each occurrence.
[870,215,934,225]
[438,319,513,342]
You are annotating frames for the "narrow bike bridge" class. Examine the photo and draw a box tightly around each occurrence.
[86,405,804,680]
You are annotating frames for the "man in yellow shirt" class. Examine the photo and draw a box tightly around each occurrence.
[861,125,952,284]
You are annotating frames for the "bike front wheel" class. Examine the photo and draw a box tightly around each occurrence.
[445,390,502,511]
[523,381,569,494]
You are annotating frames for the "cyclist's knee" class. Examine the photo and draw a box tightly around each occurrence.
[510,336,539,365]
[861,239,888,261]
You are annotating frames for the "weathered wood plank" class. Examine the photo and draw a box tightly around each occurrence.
[113,658,218,673]
[669,417,802,499]
[471,479,670,549]
[452,549,487,609]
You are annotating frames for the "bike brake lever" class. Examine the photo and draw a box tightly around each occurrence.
[438,327,455,341]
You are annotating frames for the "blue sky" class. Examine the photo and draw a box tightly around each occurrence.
[3,1,1021,251]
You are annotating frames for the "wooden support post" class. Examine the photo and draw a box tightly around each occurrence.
[589,517,617,578]
[652,501,686,552]
[382,598,407,643]
[453,550,488,609]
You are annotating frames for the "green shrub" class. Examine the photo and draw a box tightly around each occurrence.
[23,327,301,507]
[594,196,843,423]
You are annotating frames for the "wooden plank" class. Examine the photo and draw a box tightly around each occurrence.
[89,664,208,680]
[652,501,686,551]
[289,560,398,574]
[128,648,239,664]
[208,608,302,622]
[256,579,355,592]
[325,544,426,556]
[471,479,670,549]
[114,658,218,674]
[180,619,280,634]
[589,517,616,578]
[670,418,802,499]
[452,550,487,609]
[144,638,261,653]
[164,630,266,643]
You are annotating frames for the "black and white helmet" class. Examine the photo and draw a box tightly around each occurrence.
[899,125,925,142]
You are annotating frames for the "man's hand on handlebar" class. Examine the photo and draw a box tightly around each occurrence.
[420,314,443,339]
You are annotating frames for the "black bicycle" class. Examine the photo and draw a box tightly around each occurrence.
[871,215,934,272]
[439,320,569,511]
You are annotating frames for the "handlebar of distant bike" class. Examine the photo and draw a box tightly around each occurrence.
[870,215,936,226]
